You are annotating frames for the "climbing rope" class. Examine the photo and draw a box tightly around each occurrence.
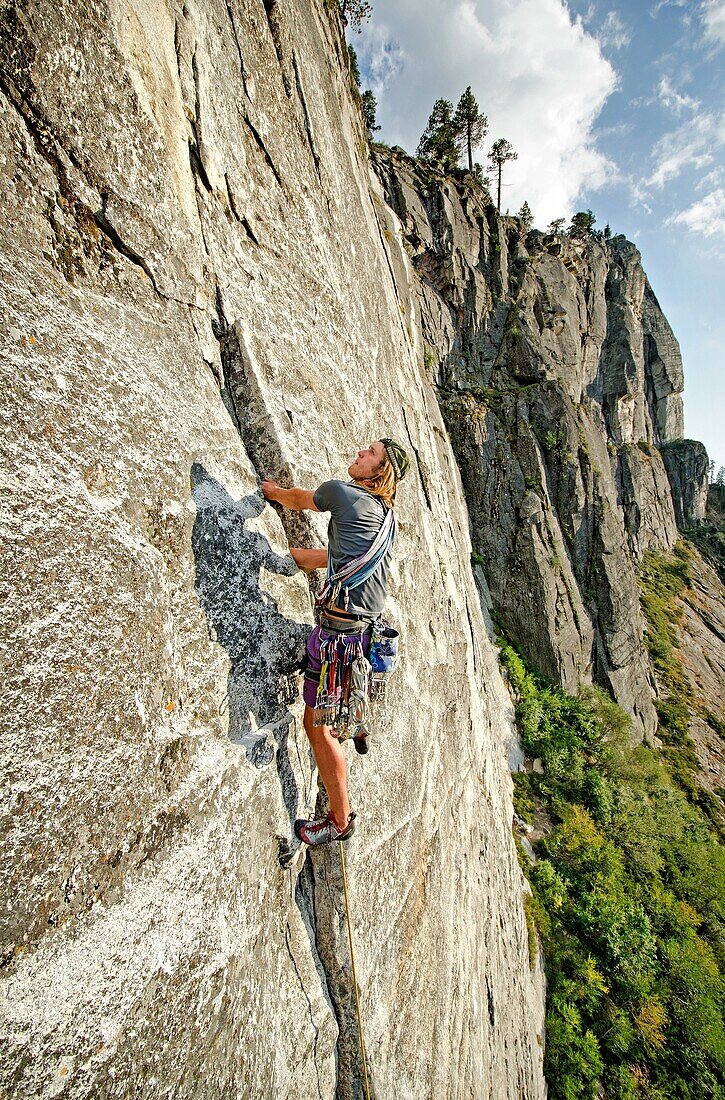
[339,841,372,1100]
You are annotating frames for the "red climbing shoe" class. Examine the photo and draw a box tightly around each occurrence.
[294,811,357,846]
[353,733,369,755]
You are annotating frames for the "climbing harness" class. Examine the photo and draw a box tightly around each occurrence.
[339,840,372,1100]
[312,489,397,734]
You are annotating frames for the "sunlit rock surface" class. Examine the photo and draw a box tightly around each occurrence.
[0,2,545,1097]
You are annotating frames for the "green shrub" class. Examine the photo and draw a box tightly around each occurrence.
[512,772,537,822]
[523,893,539,969]
[498,636,725,1100]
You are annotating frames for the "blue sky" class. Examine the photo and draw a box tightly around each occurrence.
[351,0,724,475]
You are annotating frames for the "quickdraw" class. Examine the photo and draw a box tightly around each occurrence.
[313,629,370,738]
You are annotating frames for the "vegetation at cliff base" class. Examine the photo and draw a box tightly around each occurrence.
[502,642,725,1100]
[638,544,699,796]
[685,482,725,585]
[638,542,724,831]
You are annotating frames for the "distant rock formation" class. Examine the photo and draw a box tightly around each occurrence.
[373,148,699,738]
[660,439,710,527]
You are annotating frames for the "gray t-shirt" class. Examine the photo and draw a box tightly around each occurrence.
[313,480,392,617]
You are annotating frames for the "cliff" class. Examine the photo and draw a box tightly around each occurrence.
[1,1,722,1096]
[373,147,718,745]
[0,2,544,1097]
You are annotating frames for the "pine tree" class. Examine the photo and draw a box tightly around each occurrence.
[361,90,380,137]
[548,218,566,234]
[347,44,361,89]
[416,99,459,173]
[603,223,612,239]
[487,138,518,213]
[473,163,491,190]
[569,210,597,238]
[518,201,533,232]
[339,0,371,32]
[452,86,488,174]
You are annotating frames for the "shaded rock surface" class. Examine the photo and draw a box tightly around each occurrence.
[676,550,725,791]
[0,2,545,1098]
[660,438,710,528]
[373,148,695,738]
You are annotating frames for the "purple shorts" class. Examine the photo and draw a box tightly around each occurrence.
[303,624,372,708]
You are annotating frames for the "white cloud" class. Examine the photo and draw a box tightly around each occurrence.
[357,25,407,97]
[697,165,725,190]
[598,11,631,50]
[355,0,618,225]
[701,0,725,46]
[628,178,654,215]
[657,75,701,113]
[666,187,725,236]
[649,0,689,17]
[649,111,725,186]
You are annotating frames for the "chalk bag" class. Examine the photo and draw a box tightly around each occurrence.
[369,620,400,677]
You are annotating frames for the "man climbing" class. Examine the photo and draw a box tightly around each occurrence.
[261,438,410,846]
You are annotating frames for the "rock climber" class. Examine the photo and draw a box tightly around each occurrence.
[261,438,410,846]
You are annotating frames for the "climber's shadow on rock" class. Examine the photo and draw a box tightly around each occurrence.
[189,464,309,797]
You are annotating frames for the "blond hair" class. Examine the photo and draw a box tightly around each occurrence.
[354,454,396,509]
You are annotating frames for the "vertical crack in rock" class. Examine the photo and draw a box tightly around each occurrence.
[224,1,254,101]
[262,0,293,96]
[210,283,243,435]
[188,51,213,194]
[217,317,318,554]
[243,115,286,193]
[222,175,260,244]
[368,200,411,342]
[93,199,160,293]
[291,50,321,179]
[293,861,343,1100]
[285,922,325,1100]
[302,846,374,1100]
[401,407,433,511]
[173,18,213,259]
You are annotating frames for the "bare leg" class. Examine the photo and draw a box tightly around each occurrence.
[303,705,350,830]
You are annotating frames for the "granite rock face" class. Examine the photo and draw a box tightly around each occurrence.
[373,149,693,738]
[675,549,725,791]
[0,2,545,1098]
[660,439,710,527]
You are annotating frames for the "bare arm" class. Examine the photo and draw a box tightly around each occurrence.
[260,480,320,512]
[290,547,328,572]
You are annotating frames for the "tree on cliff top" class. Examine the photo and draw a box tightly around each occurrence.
[488,138,518,213]
[361,90,380,137]
[347,43,361,88]
[339,0,372,32]
[453,87,488,174]
[416,99,459,173]
[569,210,597,238]
[518,201,533,232]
